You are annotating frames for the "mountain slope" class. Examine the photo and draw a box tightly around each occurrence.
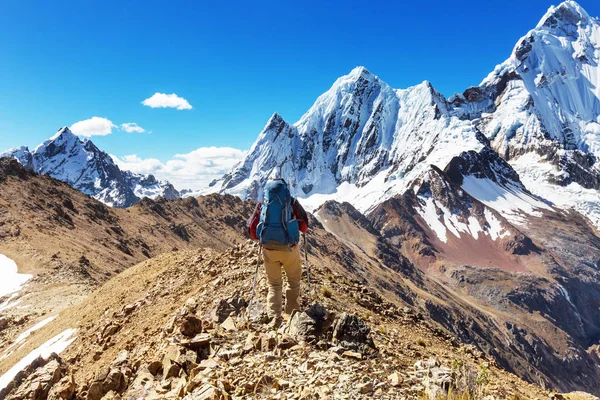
[0,242,554,400]
[0,157,254,371]
[1,127,179,207]
[3,156,600,394]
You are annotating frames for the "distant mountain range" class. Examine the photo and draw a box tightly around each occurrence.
[1,127,179,207]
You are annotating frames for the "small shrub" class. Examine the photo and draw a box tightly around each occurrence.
[416,338,427,347]
[321,286,333,298]
[477,364,490,387]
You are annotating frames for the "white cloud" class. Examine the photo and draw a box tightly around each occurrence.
[111,146,245,190]
[120,122,146,133]
[142,93,192,110]
[70,117,116,137]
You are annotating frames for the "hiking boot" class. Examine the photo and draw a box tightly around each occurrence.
[267,316,283,329]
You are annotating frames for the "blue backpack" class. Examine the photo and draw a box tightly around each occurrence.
[256,179,300,249]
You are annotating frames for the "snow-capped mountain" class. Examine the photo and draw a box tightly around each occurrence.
[214,0,600,230]
[1,127,179,207]
[215,67,489,210]
[452,0,600,227]
[212,67,547,226]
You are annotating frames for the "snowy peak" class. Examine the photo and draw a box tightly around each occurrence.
[446,1,600,228]
[50,126,77,141]
[214,65,495,215]
[1,129,180,207]
[536,1,591,32]
[2,146,34,170]
[261,112,291,141]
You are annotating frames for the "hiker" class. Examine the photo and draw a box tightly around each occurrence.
[247,178,309,327]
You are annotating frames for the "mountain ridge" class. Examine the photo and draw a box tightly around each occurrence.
[212,0,600,232]
[1,127,180,208]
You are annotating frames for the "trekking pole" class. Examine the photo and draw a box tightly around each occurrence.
[303,233,311,298]
[249,244,262,305]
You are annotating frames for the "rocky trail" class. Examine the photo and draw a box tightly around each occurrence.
[0,242,559,399]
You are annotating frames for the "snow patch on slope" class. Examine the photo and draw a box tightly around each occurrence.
[13,316,57,347]
[299,168,399,214]
[0,329,77,391]
[416,197,449,243]
[415,196,511,243]
[484,209,511,240]
[0,316,58,362]
[461,176,552,225]
[0,255,32,300]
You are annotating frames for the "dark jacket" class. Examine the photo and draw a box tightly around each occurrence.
[247,197,309,241]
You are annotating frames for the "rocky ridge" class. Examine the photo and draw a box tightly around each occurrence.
[0,242,555,400]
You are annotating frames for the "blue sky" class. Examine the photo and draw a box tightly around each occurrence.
[0,0,598,188]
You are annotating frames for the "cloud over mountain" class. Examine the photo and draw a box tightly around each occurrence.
[70,117,116,137]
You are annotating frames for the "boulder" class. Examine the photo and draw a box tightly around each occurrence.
[331,312,376,354]
[246,301,269,324]
[180,333,211,351]
[162,345,198,379]
[287,304,334,343]
[7,359,62,400]
[220,316,237,331]
[86,367,127,400]
[47,375,75,400]
[179,315,203,337]
[123,366,156,399]
[423,366,453,400]
[388,372,402,387]
[184,384,219,400]
[211,297,247,323]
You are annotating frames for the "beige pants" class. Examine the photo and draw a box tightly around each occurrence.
[263,246,302,317]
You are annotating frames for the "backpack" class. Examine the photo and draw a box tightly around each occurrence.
[256,179,300,250]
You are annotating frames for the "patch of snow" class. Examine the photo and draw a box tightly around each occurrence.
[443,209,469,239]
[0,255,32,299]
[557,283,575,308]
[13,316,57,346]
[0,316,58,362]
[300,168,399,214]
[461,176,552,225]
[510,152,600,229]
[416,197,448,243]
[484,209,510,240]
[0,329,77,391]
[468,217,483,240]
[0,294,20,312]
